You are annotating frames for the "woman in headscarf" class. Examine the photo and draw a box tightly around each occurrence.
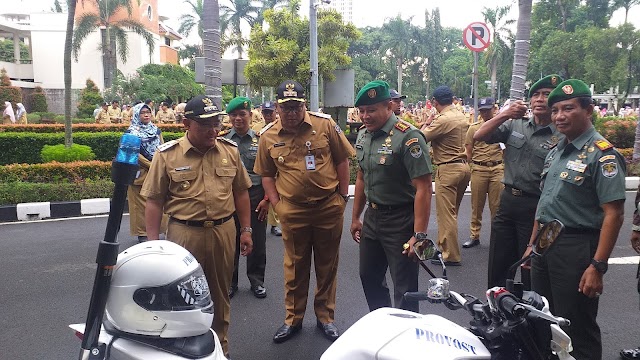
[16,103,27,124]
[3,101,15,124]
[126,103,168,242]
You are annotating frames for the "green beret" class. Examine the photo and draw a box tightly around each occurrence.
[547,79,592,107]
[226,96,252,114]
[528,74,563,98]
[355,80,391,107]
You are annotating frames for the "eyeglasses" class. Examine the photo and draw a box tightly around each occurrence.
[193,120,223,130]
[280,105,304,114]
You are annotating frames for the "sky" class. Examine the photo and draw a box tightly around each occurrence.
[9,0,640,46]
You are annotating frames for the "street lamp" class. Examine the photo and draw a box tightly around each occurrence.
[310,0,330,112]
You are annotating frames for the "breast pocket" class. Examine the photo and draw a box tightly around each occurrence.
[560,170,587,187]
[216,167,237,193]
[169,170,198,198]
[270,146,292,169]
[506,134,525,149]
[309,138,330,165]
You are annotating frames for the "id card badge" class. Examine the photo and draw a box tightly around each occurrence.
[305,155,316,170]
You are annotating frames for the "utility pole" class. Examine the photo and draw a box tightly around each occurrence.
[309,1,320,111]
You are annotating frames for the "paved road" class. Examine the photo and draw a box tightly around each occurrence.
[1,193,639,360]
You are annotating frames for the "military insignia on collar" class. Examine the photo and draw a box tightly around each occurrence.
[283,83,297,97]
[594,139,613,151]
[562,85,574,95]
[551,76,558,86]
[602,162,618,178]
[367,89,377,98]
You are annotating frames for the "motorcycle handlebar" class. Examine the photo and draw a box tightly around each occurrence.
[403,292,431,302]
[497,293,526,319]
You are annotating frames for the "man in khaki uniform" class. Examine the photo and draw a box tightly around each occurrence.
[254,80,354,344]
[141,95,253,357]
[156,102,176,124]
[464,97,504,248]
[107,100,122,123]
[251,107,265,132]
[260,101,283,236]
[422,86,471,265]
[95,102,110,124]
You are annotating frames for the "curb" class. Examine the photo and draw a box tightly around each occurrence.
[2,178,639,223]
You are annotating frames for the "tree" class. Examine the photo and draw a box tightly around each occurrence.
[0,68,23,105]
[203,0,223,104]
[220,0,259,58]
[612,0,640,24]
[380,16,421,94]
[77,79,103,118]
[255,0,289,26]
[0,40,30,63]
[509,0,533,100]
[245,7,360,88]
[31,86,49,113]
[52,0,64,13]
[178,0,204,44]
[64,0,76,148]
[482,5,514,99]
[72,0,155,89]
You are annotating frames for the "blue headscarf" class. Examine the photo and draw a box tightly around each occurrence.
[127,103,161,161]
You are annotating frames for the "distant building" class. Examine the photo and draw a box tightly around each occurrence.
[321,0,353,24]
[0,0,182,114]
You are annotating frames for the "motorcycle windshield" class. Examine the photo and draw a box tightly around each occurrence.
[133,267,213,312]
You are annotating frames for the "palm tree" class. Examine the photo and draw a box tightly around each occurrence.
[178,0,204,42]
[255,0,289,26]
[509,0,532,100]
[64,0,77,147]
[220,0,259,58]
[482,5,514,99]
[381,16,420,94]
[203,0,223,103]
[613,0,640,24]
[72,0,155,89]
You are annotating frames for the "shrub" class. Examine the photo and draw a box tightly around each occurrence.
[0,179,114,205]
[0,161,110,182]
[39,112,56,120]
[54,115,65,123]
[26,113,41,123]
[72,118,96,124]
[595,118,636,148]
[77,79,103,118]
[41,144,96,163]
[0,123,185,133]
[30,86,48,112]
[0,68,22,104]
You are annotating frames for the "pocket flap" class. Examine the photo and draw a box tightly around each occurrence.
[216,167,237,177]
[170,170,197,182]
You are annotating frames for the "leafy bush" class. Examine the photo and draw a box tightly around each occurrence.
[0,179,114,205]
[594,118,636,148]
[26,113,41,123]
[41,144,96,163]
[72,118,96,124]
[54,115,65,123]
[30,86,48,112]
[0,123,184,133]
[0,68,22,104]
[39,112,56,120]
[77,79,103,118]
[0,161,110,182]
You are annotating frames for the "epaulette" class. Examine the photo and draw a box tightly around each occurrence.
[217,129,230,136]
[594,139,613,151]
[157,140,178,152]
[470,121,481,126]
[218,137,238,147]
[394,121,410,132]
[259,121,276,136]
[309,111,332,119]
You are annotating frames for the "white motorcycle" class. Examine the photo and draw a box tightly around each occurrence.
[322,219,576,360]
[70,134,226,360]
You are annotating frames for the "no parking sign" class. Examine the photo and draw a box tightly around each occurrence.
[463,22,491,52]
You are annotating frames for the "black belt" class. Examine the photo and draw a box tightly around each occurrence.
[436,159,467,166]
[505,185,539,198]
[368,202,413,211]
[564,227,600,235]
[472,160,503,167]
[170,215,233,228]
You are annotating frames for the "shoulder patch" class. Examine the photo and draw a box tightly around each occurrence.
[594,139,613,151]
[218,137,238,147]
[405,137,419,147]
[217,129,230,136]
[157,140,178,152]
[394,121,410,132]
[259,121,276,136]
[309,111,332,119]
[599,154,616,162]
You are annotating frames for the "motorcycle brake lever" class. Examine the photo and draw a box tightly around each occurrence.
[520,303,571,326]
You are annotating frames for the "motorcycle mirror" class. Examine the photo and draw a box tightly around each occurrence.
[412,239,438,261]
[532,219,565,257]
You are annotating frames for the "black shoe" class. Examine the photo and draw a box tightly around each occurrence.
[430,259,462,266]
[462,239,480,248]
[228,285,238,299]
[252,285,267,298]
[621,347,640,359]
[137,236,148,243]
[316,320,340,341]
[273,323,302,343]
[271,226,282,236]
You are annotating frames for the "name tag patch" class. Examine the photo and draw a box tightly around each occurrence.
[511,131,525,139]
[566,160,587,173]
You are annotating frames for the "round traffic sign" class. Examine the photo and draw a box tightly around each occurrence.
[463,22,491,52]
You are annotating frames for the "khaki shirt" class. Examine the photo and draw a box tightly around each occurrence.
[356,114,432,205]
[484,118,562,196]
[141,135,252,220]
[223,128,261,187]
[254,112,355,203]
[95,109,110,124]
[108,106,121,122]
[122,109,132,124]
[466,119,503,164]
[156,109,176,124]
[422,105,468,165]
[536,127,625,228]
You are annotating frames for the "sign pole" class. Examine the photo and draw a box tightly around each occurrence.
[473,51,479,123]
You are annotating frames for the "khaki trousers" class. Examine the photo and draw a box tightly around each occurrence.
[127,185,167,237]
[435,163,471,262]
[275,194,346,325]
[167,219,235,356]
[469,165,504,240]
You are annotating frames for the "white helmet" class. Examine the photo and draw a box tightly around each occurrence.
[105,240,214,338]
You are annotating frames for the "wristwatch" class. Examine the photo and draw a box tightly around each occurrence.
[414,232,428,241]
[590,259,608,274]
[240,227,253,234]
